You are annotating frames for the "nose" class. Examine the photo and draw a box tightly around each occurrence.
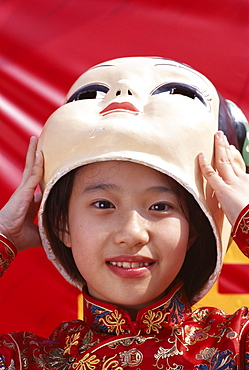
[114,211,149,248]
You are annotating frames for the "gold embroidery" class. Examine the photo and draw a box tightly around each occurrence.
[142,309,168,334]
[153,327,188,369]
[99,310,126,335]
[119,348,143,367]
[185,325,210,345]
[102,354,123,370]
[192,308,210,323]
[196,347,217,361]
[64,333,81,355]
[72,353,100,370]
[0,239,16,259]
[154,344,184,369]
[240,215,249,234]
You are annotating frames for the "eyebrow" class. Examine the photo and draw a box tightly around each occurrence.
[82,184,174,195]
[146,186,175,194]
[82,183,119,193]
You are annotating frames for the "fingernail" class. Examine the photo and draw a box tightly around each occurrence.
[199,152,208,162]
[217,131,224,139]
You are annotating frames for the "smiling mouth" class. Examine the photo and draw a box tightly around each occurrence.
[108,261,153,268]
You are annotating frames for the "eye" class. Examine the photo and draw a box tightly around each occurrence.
[67,84,109,103]
[92,200,115,209]
[151,83,207,107]
[149,203,172,212]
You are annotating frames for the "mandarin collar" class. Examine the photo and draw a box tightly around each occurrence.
[82,282,192,336]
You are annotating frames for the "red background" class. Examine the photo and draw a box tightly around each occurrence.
[0,0,248,337]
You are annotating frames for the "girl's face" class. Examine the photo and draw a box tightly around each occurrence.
[64,161,191,314]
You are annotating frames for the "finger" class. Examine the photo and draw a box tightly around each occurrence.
[20,137,38,186]
[226,140,245,177]
[20,149,44,193]
[8,150,43,223]
[198,151,226,191]
[214,131,238,181]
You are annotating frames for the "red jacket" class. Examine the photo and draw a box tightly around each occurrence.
[0,206,249,369]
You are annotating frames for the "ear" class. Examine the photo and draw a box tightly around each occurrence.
[187,224,198,250]
[58,228,72,248]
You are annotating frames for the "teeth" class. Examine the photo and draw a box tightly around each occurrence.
[109,261,151,268]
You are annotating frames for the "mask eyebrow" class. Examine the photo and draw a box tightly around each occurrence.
[90,64,114,70]
[154,62,192,70]
[154,63,209,86]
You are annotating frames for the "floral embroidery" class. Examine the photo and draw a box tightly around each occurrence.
[192,309,210,324]
[185,325,210,345]
[0,355,6,369]
[142,310,168,334]
[195,349,236,369]
[64,333,80,355]
[44,348,75,370]
[245,353,249,369]
[72,353,100,370]
[99,310,126,335]
[91,305,127,334]
[108,335,154,349]
[0,356,15,370]
[163,291,185,324]
[240,215,249,234]
[225,331,237,340]
[196,347,217,362]
[101,354,123,370]
[0,255,11,277]
[154,344,184,369]
[209,315,238,343]
[78,331,99,354]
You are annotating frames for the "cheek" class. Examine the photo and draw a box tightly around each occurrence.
[157,218,189,249]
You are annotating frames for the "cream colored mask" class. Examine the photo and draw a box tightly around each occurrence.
[38,57,247,303]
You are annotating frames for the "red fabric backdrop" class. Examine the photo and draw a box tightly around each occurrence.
[0,0,248,337]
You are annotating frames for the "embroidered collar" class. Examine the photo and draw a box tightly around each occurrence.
[83,282,192,336]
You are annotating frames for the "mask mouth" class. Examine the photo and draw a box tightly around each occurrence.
[100,102,140,116]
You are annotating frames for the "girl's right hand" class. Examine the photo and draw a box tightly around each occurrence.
[0,137,44,252]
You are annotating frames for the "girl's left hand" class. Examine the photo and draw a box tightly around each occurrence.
[199,131,249,226]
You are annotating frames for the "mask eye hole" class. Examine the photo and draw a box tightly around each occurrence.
[66,84,109,103]
[151,83,208,108]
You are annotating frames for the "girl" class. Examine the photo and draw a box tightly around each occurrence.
[0,57,249,369]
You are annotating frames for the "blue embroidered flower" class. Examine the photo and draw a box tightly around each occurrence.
[245,353,249,369]
[195,349,236,370]
[163,292,185,324]
[0,356,6,369]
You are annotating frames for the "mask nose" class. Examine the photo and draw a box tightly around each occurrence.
[116,88,133,97]
[114,79,134,98]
